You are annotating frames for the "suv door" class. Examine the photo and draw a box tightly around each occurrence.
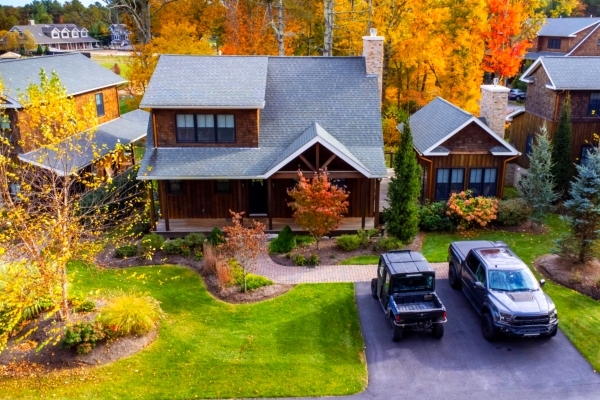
[380,270,391,312]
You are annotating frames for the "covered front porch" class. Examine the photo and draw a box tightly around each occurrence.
[154,217,376,237]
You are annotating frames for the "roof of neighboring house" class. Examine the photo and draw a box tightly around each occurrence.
[538,17,600,37]
[19,110,150,176]
[520,56,600,90]
[409,97,519,157]
[7,24,99,45]
[0,51,21,59]
[524,51,566,60]
[0,53,126,108]
[140,56,269,109]
[138,56,387,180]
[109,24,129,33]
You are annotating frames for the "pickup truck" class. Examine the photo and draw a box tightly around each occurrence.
[448,241,558,341]
[371,250,447,341]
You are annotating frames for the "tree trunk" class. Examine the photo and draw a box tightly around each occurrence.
[323,0,334,56]
[61,265,69,321]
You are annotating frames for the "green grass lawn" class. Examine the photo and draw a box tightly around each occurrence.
[91,55,131,77]
[422,214,600,372]
[341,255,380,265]
[2,264,366,398]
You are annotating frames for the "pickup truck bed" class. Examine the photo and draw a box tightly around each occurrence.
[397,302,437,312]
[390,292,445,322]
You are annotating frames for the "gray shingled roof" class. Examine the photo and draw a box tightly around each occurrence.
[525,51,566,60]
[538,18,600,37]
[410,97,518,156]
[138,56,387,179]
[19,110,150,176]
[0,53,126,107]
[6,24,99,46]
[140,55,269,108]
[525,56,600,89]
[410,97,472,154]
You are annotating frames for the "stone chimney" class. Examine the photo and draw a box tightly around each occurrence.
[362,28,384,102]
[28,20,35,26]
[479,79,510,138]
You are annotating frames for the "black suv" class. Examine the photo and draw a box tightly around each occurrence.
[448,241,558,340]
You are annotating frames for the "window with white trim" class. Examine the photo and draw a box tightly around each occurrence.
[81,30,88,37]
[62,29,69,38]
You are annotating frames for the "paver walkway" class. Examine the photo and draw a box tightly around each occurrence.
[255,255,447,284]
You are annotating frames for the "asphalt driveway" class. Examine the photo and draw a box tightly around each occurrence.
[353,280,600,400]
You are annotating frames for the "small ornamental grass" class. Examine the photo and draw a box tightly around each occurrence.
[446,190,498,229]
[97,293,165,336]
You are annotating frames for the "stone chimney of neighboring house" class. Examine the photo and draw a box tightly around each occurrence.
[362,28,384,102]
[28,20,35,26]
[479,78,510,138]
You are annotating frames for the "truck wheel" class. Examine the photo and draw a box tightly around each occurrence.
[432,324,444,339]
[371,278,378,298]
[392,325,403,342]
[482,313,498,341]
[448,263,461,289]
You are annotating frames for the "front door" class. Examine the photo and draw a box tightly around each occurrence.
[248,179,268,216]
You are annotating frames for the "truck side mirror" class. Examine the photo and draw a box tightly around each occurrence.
[539,279,546,287]
[475,282,484,290]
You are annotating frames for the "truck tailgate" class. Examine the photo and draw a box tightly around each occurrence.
[397,302,437,312]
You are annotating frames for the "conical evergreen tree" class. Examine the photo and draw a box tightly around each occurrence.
[555,150,600,262]
[383,120,421,243]
[518,123,558,225]
[551,95,573,198]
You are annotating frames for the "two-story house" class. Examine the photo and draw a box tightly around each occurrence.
[0,53,150,180]
[1,20,99,52]
[526,17,600,60]
[508,56,600,170]
[137,33,388,235]
[108,24,130,47]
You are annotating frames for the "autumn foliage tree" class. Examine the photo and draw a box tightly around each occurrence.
[221,211,267,292]
[0,72,143,350]
[287,170,349,249]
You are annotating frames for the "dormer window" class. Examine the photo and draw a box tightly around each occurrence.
[81,29,88,37]
[176,114,236,143]
[548,38,561,49]
[72,29,79,38]
[51,29,59,38]
[61,28,69,38]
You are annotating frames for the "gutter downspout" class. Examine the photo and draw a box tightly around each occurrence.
[500,155,520,199]
[152,111,158,149]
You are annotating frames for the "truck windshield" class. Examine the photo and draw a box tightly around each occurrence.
[391,275,434,293]
[488,269,539,291]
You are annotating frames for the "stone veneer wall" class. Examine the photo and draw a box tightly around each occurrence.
[505,162,528,187]
[480,84,510,139]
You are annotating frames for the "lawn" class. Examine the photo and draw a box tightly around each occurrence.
[1,264,366,398]
[421,214,600,372]
[341,255,380,265]
[91,55,131,77]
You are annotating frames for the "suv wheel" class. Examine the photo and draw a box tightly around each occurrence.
[432,324,444,339]
[371,278,378,298]
[392,325,403,342]
[482,313,498,341]
[448,264,461,289]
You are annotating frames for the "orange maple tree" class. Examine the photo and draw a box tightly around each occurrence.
[287,170,349,249]
[482,0,531,82]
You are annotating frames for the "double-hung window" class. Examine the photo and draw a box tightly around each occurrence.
[468,168,497,197]
[176,114,236,143]
[588,93,600,116]
[95,93,105,117]
[435,168,464,200]
[548,38,561,49]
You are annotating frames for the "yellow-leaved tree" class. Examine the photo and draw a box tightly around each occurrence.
[0,71,143,351]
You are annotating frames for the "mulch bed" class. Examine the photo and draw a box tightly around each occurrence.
[0,302,158,373]
[269,231,425,266]
[535,254,600,300]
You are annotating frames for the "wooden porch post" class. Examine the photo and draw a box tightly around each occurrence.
[130,143,136,166]
[374,178,381,228]
[160,181,170,231]
[148,181,156,230]
[361,178,367,229]
[267,178,273,230]
[237,180,243,213]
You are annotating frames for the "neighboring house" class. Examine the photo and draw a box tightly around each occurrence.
[1,20,99,52]
[108,24,130,46]
[0,53,149,180]
[526,17,600,60]
[410,97,520,202]
[508,56,600,169]
[137,33,387,234]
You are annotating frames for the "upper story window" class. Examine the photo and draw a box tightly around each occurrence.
[95,93,105,117]
[548,38,561,49]
[525,134,534,155]
[176,114,236,143]
[167,180,184,194]
[81,29,88,37]
[51,29,59,38]
[72,29,79,38]
[0,116,10,131]
[588,93,600,116]
[61,29,69,38]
